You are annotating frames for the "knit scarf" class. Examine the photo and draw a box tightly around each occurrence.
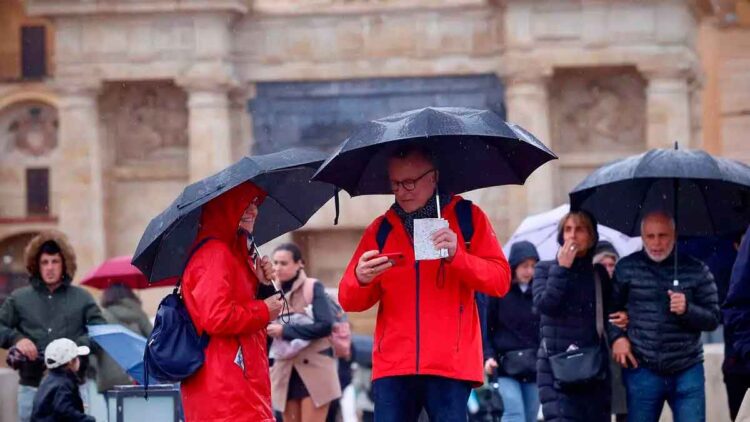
[392,191,451,240]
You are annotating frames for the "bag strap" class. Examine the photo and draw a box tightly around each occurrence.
[455,199,474,250]
[175,236,216,293]
[375,217,392,253]
[594,269,604,339]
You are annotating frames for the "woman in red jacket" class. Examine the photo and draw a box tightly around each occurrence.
[180,182,284,422]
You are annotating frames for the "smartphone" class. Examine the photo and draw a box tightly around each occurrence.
[375,252,405,266]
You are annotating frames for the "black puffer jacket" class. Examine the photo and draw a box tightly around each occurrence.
[534,258,612,421]
[609,250,719,374]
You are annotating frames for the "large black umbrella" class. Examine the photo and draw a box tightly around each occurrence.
[312,107,557,196]
[569,147,750,237]
[132,147,335,282]
[570,146,750,286]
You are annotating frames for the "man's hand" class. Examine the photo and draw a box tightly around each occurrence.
[355,250,393,285]
[431,227,458,260]
[668,290,687,315]
[15,338,38,361]
[609,311,629,330]
[264,295,284,321]
[267,323,284,338]
[484,358,498,375]
[255,256,275,286]
[612,337,638,369]
[557,239,577,268]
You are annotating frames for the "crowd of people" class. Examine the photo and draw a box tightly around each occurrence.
[0,143,748,422]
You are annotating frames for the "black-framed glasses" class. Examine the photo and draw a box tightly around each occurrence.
[390,169,436,192]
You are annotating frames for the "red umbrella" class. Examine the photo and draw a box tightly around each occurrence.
[80,256,174,289]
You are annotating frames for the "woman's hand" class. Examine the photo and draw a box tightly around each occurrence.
[256,255,276,285]
[557,239,577,268]
[267,323,284,338]
[264,295,283,321]
[484,358,498,375]
[609,311,629,330]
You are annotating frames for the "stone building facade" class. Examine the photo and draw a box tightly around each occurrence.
[0,0,748,322]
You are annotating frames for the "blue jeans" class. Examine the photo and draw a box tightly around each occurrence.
[623,363,706,422]
[372,375,472,422]
[17,385,37,422]
[496,377,539,422]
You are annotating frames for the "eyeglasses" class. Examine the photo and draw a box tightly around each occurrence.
[390,169,436,192]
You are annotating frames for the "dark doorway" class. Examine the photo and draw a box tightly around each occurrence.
[26,168,49,216]
[21,25,47,79]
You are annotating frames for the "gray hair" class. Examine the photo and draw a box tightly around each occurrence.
[640,211,676,235]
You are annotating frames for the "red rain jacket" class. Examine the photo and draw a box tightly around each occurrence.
[338,196,511,385]
[180,182,274,422]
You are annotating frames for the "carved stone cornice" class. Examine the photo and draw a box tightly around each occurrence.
[26,0,248,17]
[176,61,239,94]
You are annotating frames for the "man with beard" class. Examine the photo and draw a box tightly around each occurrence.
[609,212,720,422]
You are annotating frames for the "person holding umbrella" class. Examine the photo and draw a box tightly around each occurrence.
[533,210,612,421]
[609,212,719,422]
[179,182,284,422]
[337,145,512,420]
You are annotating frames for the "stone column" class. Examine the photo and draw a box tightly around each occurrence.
[503,70,555,234]
[183,82,233,182]
[54,79,106,276]
[643,68,693,150]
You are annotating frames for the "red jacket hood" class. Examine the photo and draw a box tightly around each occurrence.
[196,182,267,254]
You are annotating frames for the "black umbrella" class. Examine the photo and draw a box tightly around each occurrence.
[570,146,750,286]
[570,146,750,237]
[312,107,557,197]
[132,147,335,283]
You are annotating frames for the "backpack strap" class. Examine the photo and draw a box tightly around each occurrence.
[455,199,474,251]
[175,236,216,293]
[375,217,393,253]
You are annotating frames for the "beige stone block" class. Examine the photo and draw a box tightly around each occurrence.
[107,178,187,257]
[364,15,418,59]
[335,19,366,57]
[719,58,750,115]
[721,115,750,162]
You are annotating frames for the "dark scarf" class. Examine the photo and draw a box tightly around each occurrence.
[392,191,452,240]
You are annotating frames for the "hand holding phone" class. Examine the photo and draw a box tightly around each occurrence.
[374,252,405,266]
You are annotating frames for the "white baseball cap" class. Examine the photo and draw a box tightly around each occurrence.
[44,338,90,369]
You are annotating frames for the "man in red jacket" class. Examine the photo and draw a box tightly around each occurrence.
[338,146,511,421]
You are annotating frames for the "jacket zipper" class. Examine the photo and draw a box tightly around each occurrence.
[456,304,464,352]
[415,261,421,373]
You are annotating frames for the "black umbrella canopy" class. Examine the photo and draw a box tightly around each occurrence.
[312,107,557,196]
[570,148,750,237]
[132,147,335,282]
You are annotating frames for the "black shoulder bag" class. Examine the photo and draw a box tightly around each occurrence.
[548,270,607,387]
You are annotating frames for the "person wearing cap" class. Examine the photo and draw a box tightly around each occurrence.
[482,240,540,422]
[30,338,95,422]
[0,231,105,422]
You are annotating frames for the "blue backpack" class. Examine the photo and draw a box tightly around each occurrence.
[143,237,213,393]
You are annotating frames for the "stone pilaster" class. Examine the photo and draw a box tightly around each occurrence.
[178,63,238,182]
[642,67,695,150]
[53,78,106,277]
[502,69,555,234]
